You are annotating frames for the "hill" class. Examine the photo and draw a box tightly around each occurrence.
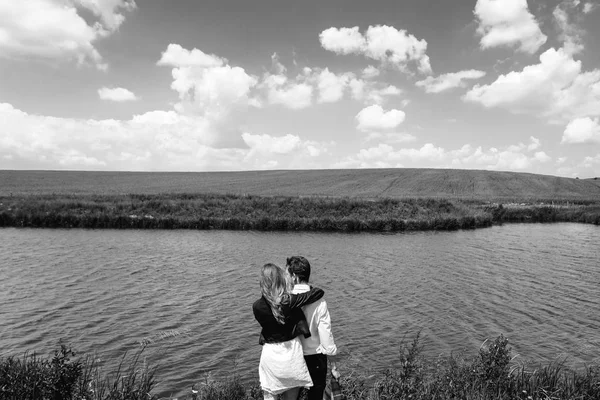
[585,177,600,189]
[2,169,600,201]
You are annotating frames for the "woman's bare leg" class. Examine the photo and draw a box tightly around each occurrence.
[281,387,300,400]
[262,390,277,400]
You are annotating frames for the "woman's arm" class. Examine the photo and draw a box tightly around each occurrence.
[287,287,324,309]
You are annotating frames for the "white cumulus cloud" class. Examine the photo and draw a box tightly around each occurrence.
[356,105,406,132]
[157,44,258,147]
[0,102,333,171]
[98,87,139,102]
[256,54,314,109]
[0,0,135,69]
[463,47,600,124]
[562,117,600,144]
[315,68,354,103]
[416,70,486,93]
[262,74,313,109]
[335,136,550,171]
[320,25,432,74]
[474,0,547,54]
[318,26,366,55]
[157,43,225,68]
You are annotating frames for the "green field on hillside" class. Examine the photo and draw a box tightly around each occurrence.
[2,169,600,200]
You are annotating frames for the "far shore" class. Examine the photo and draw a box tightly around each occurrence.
[1,193,599,232]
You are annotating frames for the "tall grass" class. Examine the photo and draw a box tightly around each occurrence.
[3,336,598,400]
[339,334,600,400]
[1,193,599,232]
[175,334,600,400]
[0,194,495,232]
[0,344,157,400]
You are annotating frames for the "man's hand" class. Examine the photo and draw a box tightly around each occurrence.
[331,363,340,379]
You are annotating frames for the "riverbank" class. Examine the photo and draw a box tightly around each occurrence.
[0,193,599,232]
[2,335,599,400]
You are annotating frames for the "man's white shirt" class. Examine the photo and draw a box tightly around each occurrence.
[292,283,337,356]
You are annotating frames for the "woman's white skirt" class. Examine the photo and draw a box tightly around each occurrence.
[259,337,313,395]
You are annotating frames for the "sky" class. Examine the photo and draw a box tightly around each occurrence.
[1,0,600,177]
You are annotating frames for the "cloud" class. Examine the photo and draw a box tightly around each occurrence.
[356,105,406,132]
[158,44,258,147]
[255,55,403,108]
[553,1,585,55]
[240,133,333,170]
[256,54,314,109]
[362,65,380,79]
[583,2,596,14]
[474,0,547,54]
[0,0,135,69]
[242,133,301,154]
[0,102,333,171]
[364,132,417,144]
[157,43,225,67]
[463,47,600,123]
[98,87,139,102]
[416,70,486,93]
[261,74,313,109]
[366,85,403,104]
[580,154,600,169]
[335,136,551,170]
[320,25,432,74]
[318,26,366,55]
[315,68,354,103]
[348,78,404,105]
[562,117,600,144]
[349,78,366,101]
[73,0,136,31]
[557,153,600,177]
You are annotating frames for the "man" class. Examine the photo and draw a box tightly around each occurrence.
[286,256,339,400]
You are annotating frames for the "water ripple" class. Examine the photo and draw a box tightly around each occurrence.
[1,224,599,397]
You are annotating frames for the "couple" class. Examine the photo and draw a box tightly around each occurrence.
[253,256,338,400]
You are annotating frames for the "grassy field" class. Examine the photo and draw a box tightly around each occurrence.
[2,169,600,201]
[586,177,600,189]
[1,169,599,231]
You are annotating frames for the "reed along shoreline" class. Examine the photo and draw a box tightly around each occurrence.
[2,334,599,400]
[1,193,599,231]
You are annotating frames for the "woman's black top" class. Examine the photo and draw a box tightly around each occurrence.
[253,287,324,344]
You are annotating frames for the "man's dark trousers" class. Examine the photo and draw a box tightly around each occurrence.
[304,354,328,400]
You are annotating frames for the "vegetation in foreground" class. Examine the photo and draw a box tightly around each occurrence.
[2,335,599,400]
[0,344,156,400]
[0,193,599,232]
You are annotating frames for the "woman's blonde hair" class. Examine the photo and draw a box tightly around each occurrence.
[260,263,292,324]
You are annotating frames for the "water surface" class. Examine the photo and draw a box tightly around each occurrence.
[1,224,599,397]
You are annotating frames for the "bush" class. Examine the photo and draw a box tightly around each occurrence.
[0,344,81,400]
[0,344,157,400]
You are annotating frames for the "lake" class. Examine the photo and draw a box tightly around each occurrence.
[1,224,599,398]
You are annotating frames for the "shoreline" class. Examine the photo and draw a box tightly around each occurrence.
[1,193,599,232]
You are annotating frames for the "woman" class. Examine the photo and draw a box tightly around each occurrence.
[253,263,325,400]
